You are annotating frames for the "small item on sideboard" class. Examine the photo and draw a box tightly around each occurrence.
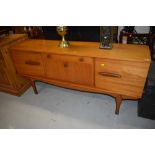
[119,31,149,45]
[56,26,70,48]
[99,26,113,49]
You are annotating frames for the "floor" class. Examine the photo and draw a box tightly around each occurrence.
[0,82,155,129]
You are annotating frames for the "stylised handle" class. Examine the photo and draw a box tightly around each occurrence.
[25,60,40,66]
[98,71,121,78]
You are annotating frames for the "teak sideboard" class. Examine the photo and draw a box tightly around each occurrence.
[10,39,151,114]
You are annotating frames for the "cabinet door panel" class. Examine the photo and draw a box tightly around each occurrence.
[43,54,94,86]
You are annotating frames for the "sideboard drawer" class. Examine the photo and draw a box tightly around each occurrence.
[11,51,45,76]
[95,58,149,97]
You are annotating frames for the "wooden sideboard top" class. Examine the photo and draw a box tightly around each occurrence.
[0,34,27,47]
[10,39,151,62]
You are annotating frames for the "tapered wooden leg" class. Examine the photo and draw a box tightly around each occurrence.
[115,95,122,115]
[30,80,38,94]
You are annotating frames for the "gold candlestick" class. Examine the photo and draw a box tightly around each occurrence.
[56,26,69,48]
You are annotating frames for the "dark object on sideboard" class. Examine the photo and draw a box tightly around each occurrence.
[119,31,149,45]
[100,26,113,49]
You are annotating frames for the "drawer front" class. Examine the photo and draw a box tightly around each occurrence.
[11,51,44,76]
[43,54,94,86]
[95,58,149,97]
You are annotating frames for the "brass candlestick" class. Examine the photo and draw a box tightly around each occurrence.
[56,26,69,48]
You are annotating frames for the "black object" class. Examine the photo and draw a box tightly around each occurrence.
[138,62,155,120]
[42,26,100,42]
[149,26,155,60]
[123,26,137,33]
[67,26,100,42]
[149,37,155,61]
[0,26,13,36]
[138,86,155,120]
[150,26,155,34]
[42,26,61,40]
[42,26,118,43]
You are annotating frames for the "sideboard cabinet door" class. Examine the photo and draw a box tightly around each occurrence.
[43,54,94,86]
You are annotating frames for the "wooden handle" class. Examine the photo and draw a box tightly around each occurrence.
[98,71,121,78]
[79,57,84,62]
[47,54,52,58]
[25,60,40,66]
[64,62,68,68]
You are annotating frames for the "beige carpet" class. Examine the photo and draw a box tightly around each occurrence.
[0,82,155,128]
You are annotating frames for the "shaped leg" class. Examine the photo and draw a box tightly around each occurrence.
[30,80,38,94]
[115,95,122,115]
